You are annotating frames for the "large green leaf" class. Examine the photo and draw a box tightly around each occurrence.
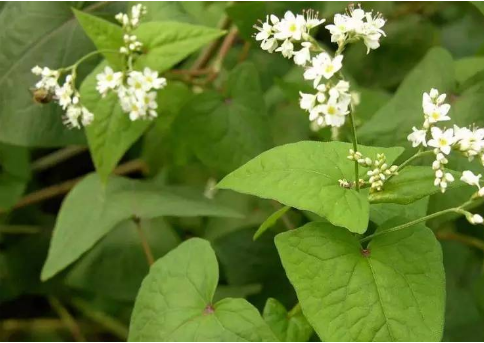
[65,218,180,302]
[177,62,273,173]
[128,238,277,341]
[370,197,429,226]
[275,220,445,341]
[263,298,313,342]
[0,143,30,211]
[0,2,122,147]
[133,21,224,71]
[369,166,462,205]
[41,173,242,281]
[80,61,151,183]
[358,47,454,152]
[218,141,404,233]
[73,9,124,69]
[80,22,224,182]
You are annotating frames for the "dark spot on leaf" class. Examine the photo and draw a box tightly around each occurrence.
[224,98,232,105]
[361,248,371,257]
[203,304,215,315]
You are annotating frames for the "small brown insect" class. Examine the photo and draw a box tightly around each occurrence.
[30,88,53,104]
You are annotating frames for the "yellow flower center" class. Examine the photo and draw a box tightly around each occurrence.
[431,112,440,120]
[439,138,448,146]
[327,106,336,115]
[106,74,113,82]
[289,23,297,32]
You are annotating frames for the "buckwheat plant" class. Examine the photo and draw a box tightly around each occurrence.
[30,4,166,128]
[215,5,484,341]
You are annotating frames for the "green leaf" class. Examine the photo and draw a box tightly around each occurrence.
[128,238,278,341]
[73,9,124,69]
[176,62,273,173]
[263,299,313,342]
[80,61,151,183]
[275,220,445,341]
[226,2,266,41]
[0,143,30,211]
[41,173,242,281]
[0,2,121,146]
[254,206,290,241]
[369,166,462,205]
[133,21,225,71]
[358,47,454,152]
[218,141,404,233]
[65,218,180,302]
[454,57,484,85]
[370,197,429,226]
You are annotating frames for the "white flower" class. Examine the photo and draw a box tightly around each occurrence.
[422,88,446,108]
[142,68,166,90]
[321,99,348,127]
[96,66,123,97]
[81,106,94,126]
[304,9,325,30]
[326,14,348,44]
[424,103,451,123]
[407,127,428,148]
[140,91,158,118]
[55,76,74,110]
[274,11,306,41]
[127,71,147,97]
[304,53,343,87]
[299,92,316,111]
[276,39,294,58]
[261,37,278,53]
[127,98,146,121]
[468,213,483,225]
[293,42,312,66]
[461,170,482,188]
[428,127,455,155]
[454,125,484,158]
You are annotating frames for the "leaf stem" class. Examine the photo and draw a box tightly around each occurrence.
[288,303,302,318]
[348,107,360,192]
[49,297,86,342]
[32,146,87,172]
[396,149,434,172]
[360,199,474,244]
[62,49,120,73]
[133,216,154,266]
[70,298,128,341]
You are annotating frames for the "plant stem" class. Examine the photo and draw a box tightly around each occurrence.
[0,225,42,234]
[348,108,360,192]
[70,298,128,341]
[133,217,154,266]
[436,231,484,252]
[396,149,434,172]
[32,146,87,172]
[360,208,462,244]
[49,297,86,342]
[63,49,120,72]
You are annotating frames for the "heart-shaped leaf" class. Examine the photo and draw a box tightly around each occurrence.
[218,141,404,233]
[128,238,278,341]
[275,220,445,341]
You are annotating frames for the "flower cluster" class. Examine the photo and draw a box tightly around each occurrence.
[347,150,398,192]
[407,88,484,194]
[326,5,386,54]
[31,66,93,129]
[255,6,385,132]
[254,10,325,63]
[115,4,147,56]
[96,66,166,121]
[406,88,484,225]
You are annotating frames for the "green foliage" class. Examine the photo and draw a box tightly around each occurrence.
[176,62,272,173]
[218,141,404,233]
[128,238,277,341]
[41,173,242,281]
[275,220,445,341]
[263,299,313,342]
[254,206,290,240]
[80,61,151,183]
[369,167,462,204]
[73,9,124,69]
[0,143,30,211]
